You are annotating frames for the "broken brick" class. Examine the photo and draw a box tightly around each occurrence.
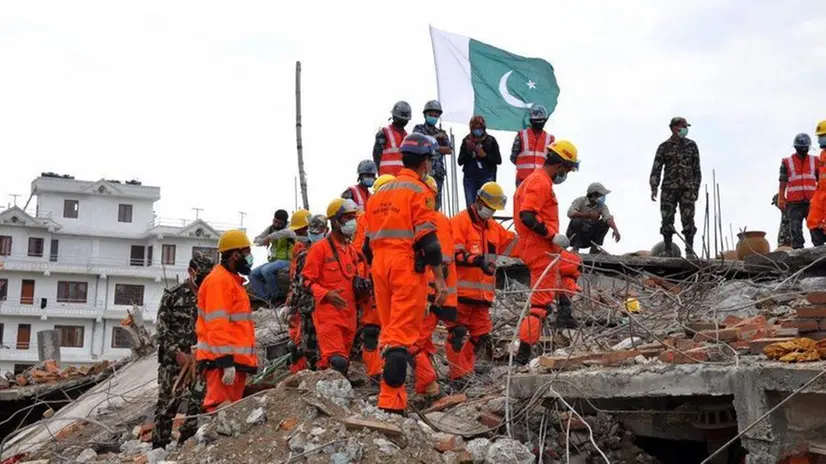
[730,340,750,350]
[750,337,796,355]
[821,318,826,330]
[738,327,769,342]
[781,319,821,332]
[796,306,826,318]
[658,347,710,364]
[433,433,463,452]
[731,315,768,329]
[559,412,588,431]
[693,328,739,343]
[807,292,826,305]
[279,417,299,431]
[594,350,644,366]
[456,450,474,464]
[537,354,598,370]
[773,327,799,338]
[685,321,718,334]
[423,393,467,413]
[477,411,503,429]
[721,315,743,327]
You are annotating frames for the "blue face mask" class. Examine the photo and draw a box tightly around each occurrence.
[596,196,606,206]
[819,135,826,148]
[308,232,325,243]
[472,128,484,137]
[678,127,689,138]
[361,177,375,187]
[425,116,439,126]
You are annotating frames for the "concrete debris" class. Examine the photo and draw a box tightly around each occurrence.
[75,447,97,462]
[373,437,400,455]
[315,377,355,409]
[145,447,168,464]
[485,438,534,464]
[465,438,491,463]
[245,407,267,425]
[215,411,241,437]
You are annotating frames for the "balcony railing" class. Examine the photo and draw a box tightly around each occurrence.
[0,299,107,318]
[147,217,241,232]
[0,251,189,279]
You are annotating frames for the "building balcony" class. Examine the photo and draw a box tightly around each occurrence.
[0,348,39,363]
[0,299,106,319]
[0,252,188,280]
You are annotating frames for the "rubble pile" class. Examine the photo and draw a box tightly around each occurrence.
[0,359,115,390]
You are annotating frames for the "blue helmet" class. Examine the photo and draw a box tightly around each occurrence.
[794,133,811,148]
[399,133,435,157]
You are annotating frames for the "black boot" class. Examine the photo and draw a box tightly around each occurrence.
[660,234,674,257]
[685,234,698,259]
[515,342,532,365]
[555,297,578,329]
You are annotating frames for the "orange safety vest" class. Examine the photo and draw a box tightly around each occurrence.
[783,154,818,202]
[302,236,362,319]
[428,212,457,309]
[347,184,371,211]
[364,169,438,256]
[379,125,407,176]
[196,265,258,371]
[515,129,554,183]
[513,169,559,260]
[452,209,518,305]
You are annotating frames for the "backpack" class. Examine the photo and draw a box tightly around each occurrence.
[288,248,319,369]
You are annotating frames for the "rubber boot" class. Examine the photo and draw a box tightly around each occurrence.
[515,341,532,365]
[685,234,698,260]
[555,297,578,329]
[661,234,674,257]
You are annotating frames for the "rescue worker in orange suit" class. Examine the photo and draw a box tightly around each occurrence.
[373,101,412,177]
[341,160,377,211]
[363,132,447,413]
[806,120,826,246]
[287,212,326,374]
[352,174,396,381]
[196,229,257,412]
[449,181,518,383]
[513,140,580,365]
[778,133,820,249]
[409,174,457,398]
[510,105,555,187]
[302,199,367,375]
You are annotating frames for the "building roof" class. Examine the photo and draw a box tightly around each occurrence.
[31,177,161,202]
[0,206,59,231]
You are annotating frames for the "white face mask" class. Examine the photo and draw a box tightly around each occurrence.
[340,219,357,237]
[477,205,495,220]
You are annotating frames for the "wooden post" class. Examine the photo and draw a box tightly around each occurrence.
[295,61,309,210]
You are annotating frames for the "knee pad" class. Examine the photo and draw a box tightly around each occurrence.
[432,306,457,322]
[329,355,349,375]
[449,326,468,352]
[362,325,380,351]
[382,347,409,388]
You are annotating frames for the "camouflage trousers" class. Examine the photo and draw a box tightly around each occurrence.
[660,188,697,238]
[777,208,791,247]
[152,361,205,448]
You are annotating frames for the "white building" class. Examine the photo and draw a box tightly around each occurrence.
[0,173,232,375]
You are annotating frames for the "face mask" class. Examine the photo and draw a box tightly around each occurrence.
[472,128,484,137]
[678,127,689,138]
[308,232,325,242]
[361,177,375,187]
[393,118,408,129]
[819,135,826,148]
[553,171,568,185]
[340,219,357,237]
[531,121,545,131]
[425,116,439,126]
[477,205,495,220]
[795,146,810,155]
[235,253,252,276]
[596,196,606,206]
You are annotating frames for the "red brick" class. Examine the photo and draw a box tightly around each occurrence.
[750,337,796,355]
[821,318,826,330]
[685,321,718,334]
[738,327,769,341]
[807,292,826,305]
[693,328,739,343]
[730,340,750,350]
[434,433,462,452]
[559,412,588,430]
[659,347,710,364]
[477,411,503,429]
[424,393,467,413]
[773,327,799,338]
[595,350,643,366]
[732,315,768,329]
[781,318,821,332]
[537,354,597,370]
[796,306,826,318]
[721,315,743,327]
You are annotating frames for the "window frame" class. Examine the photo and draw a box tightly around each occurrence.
[54,325,85,348]
[56,281,88,303]
[130,245,146,267]
[50,239,59,262]
[118,204,133,223]
[0,236,12,256]
[27,237,44,257]
[16,323,31,350]
[63,199,79,219]
[111,326,131,349]
[114,283,144,306]
[162,244,176,265]
[0,278,7,301]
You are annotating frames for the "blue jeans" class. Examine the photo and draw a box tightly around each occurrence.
[463,175,494,209]
[250,259,291,300]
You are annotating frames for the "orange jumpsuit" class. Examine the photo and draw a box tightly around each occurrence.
[302,237,362,371]
[364,169,438,411]
[196,265,258,411]
[353,210,383,378]
[807,149,826,231]
[447,208,517,379]
[513,169,562,344]
[287,240,308,374]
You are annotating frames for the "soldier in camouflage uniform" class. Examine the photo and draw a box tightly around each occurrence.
[650,117,702,257]
[151,253,214,450]
[413,100,452,211]
[772,194,791,247]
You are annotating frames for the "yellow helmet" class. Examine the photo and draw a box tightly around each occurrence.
[218,229,251,253]
[477,182,507,210]
[817,120,826,136]
[326,198,359,219]
[288,209,312,230]
[373,174,395,192]
[425,175,438,194]
[547,140,579,170]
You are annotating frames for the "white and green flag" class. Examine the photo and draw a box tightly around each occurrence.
[429,26,560,131]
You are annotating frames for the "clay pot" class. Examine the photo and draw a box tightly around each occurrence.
[735,231,770,259]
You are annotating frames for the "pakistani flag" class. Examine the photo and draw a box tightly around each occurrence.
[430,26,560,131]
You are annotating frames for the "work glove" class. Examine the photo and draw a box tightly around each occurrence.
[221,366,236,386]
[552,233,570,249]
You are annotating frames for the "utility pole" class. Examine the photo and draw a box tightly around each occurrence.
[192,207,203,220]
[9,194,20,207]
[239,211,246,227]
[295,61,309,210]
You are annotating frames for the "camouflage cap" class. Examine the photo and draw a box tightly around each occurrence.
[189,252,215,274]
[669,116,691,127]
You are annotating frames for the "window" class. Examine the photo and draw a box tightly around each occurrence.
[130,245,145,266]
[162,244,176,265]
[114,284,144,306]
[118,204,133,223]
[0,279,7,301]
[193,246,219,264]
[111,327,131,349]
[20,280,35,305]
[0,236,11,256]
[55,325,84,348]
[147,246,153,267]
[50,239,59,262]
[16,324,31,350]
[13,364,34,375]
[57,281,88,303]
[27,237,44,257]
[63,199,79,218]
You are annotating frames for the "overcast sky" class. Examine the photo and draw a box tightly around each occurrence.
[2,1,826,260]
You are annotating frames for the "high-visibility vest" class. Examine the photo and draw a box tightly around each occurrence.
[452,209,518,305]
[513,169,559,260]
[818,149,826,189]
[196,265,258,371]
[379,125,407,176]
[427,212,457,310]
[347,184,371,211]
[515,129,554,183]
[784,154,818,202]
